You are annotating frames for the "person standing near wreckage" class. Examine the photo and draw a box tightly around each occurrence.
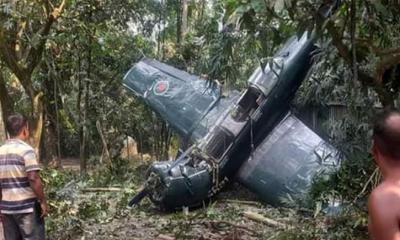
[0,113,48,239]
[369,110,400,240]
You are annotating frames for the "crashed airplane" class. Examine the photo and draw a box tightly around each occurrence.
[123,1,341,210]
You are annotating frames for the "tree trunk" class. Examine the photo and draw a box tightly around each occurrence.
[54,76,61,165]
[176,0,188,44]
[80,34,92,175]
[78,65,87,174]
[40,61,62,167]
[29,92,44,157]
[176,0,182,44]
[0,71,13,133]
[41,116,59,166]
[40,102,59,166]
[0,0,66,161]
[181,0,188,41]
[0,70,44,158]
[80,78,89,174]
[200,0,205,23]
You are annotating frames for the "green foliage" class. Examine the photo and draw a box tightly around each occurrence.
[43,161,147,239]
[77,196,110,220]
[41,167,76,196]
[86,157,148,187]
[40,168,81,239]
[273,211,368,240]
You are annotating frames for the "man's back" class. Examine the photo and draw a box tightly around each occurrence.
[369,181,400,240]
[369,110,400,239]
[0,139,40,214]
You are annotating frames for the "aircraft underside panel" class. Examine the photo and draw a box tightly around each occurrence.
[123,58,224,141]
[237,113,340,205]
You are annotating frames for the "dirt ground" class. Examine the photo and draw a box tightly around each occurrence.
[75,196,293,240]
[44,159,299,240]
[65,183,297,240]
[81,203,287,240]
[61,158,81,171]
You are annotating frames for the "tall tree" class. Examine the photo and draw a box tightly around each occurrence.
[0,0,66,155]
[213,0,400,108]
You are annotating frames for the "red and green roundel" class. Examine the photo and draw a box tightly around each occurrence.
[153,81,169,95]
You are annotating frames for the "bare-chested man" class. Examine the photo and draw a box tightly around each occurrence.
[369,110,400,240]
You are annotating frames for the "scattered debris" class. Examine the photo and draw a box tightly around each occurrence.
[82,187,123,193]
[157,234,175,240]
[243,211,289,229]
[45,163,297,239]
[221,199,261,206]
[120,136,139,159]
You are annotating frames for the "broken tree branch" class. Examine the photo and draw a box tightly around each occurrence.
[350,38,400,57]
[157,235,175,240]
[350,0,358,84]
[96,120,112,165]
[243,211,289,229]
[205,220,260,235]
[81,187,122,193]
[325,18,397,107]
[26,0,66,75]
[376,47,400,57]
[0,44,26,83]
[325,20,376,87]
[221,199,261,206]
[376,54,400,84]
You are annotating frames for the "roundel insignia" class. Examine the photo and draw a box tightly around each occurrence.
[153,81,169,95]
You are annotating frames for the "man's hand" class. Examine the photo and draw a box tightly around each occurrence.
[27,171,48,217]
[40,201,49,218]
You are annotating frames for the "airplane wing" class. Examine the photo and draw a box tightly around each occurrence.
[237,113,340,205]
[123,58,239,142]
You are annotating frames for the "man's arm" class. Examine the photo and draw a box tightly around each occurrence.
[27,171,48,217]
[23,148,48,217]
[368,188,400,240]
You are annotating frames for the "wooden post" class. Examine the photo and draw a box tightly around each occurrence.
[96,120,112,165]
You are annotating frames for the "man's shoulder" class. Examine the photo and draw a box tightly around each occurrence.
[19,142,35,152]
[0,140,34,155]
[0,144,6,155]
[369,182,400,207]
